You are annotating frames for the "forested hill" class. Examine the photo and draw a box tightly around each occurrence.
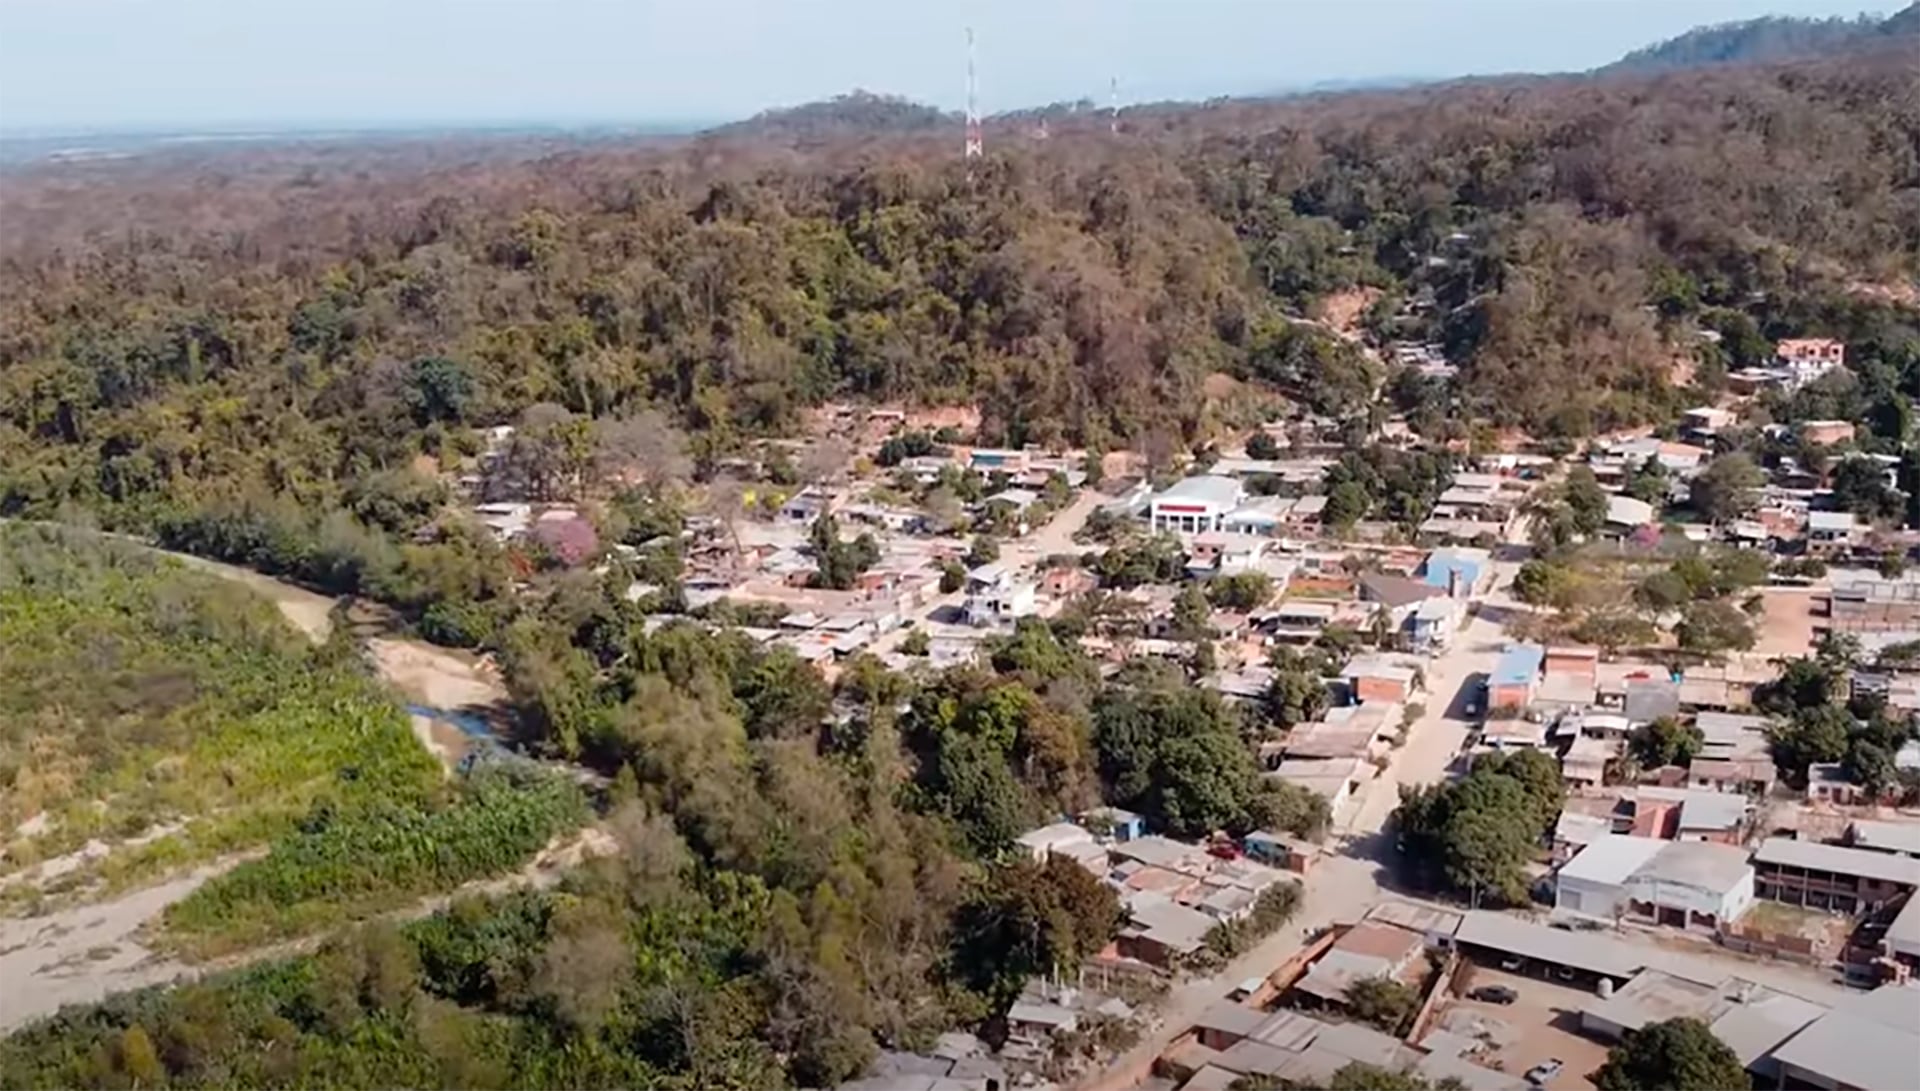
[1602,3,1919,72]
[704,90,954,142]
[2,44,1918,536]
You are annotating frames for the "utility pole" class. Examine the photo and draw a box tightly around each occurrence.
[1109,75,1119,135]
[965,28,983,159]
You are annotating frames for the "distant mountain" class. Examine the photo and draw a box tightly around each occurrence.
[1602,3,1918,73]
[704,90,951,142]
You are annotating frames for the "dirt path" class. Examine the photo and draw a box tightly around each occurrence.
[0,827,616,1034]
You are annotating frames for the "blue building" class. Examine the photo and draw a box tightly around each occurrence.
[1489,643,1545,710]
[1423,547,1491,597]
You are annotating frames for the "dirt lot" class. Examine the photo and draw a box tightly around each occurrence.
[1755,588,1819,657]
[1433,966,1612,1091]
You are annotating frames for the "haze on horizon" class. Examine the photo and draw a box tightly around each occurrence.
[0,0,1887,134]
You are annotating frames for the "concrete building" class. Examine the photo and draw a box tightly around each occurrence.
[1775,337,1846,387]
[1149,475,1243,534]
[962,564,1037,628]
[1555,836,1754,930]
[1798,419,1857,447]
[1752,837,1920,915]
[1344,654,1422,704]
[1487,643,1544,711]
[1422,547,1491,596]
[1579,969,1827,1085]
[1807,511,1860,556]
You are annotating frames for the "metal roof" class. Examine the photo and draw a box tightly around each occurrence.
[1490,643,1545,687]
[1452,911,1645,979]
[1771,1000,1920,1090]
[1849,818,1920,857]
[1153,475,1243,509]
[1752,837,1920,886]
[1559,835,1667,887]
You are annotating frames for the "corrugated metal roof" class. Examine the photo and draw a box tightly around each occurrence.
[1753,837,1920,886]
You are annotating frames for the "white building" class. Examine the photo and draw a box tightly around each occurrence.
[1556,836,1755,929]
[1149,475,1244,534]
[962,564,1037,628]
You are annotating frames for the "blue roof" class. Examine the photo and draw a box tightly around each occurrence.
[1422,548,1488,587]
[1491,644,1545,687]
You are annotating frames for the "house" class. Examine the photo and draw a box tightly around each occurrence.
[1752,837,1920,914]
[967,447,1029,474]
[962,565,1037,628]
[1682,406,1735,442]
[1015,821,1095,863]
[1188,531,1271,577]
[1806,511,1859,556]
[779,486,842,524]
[1116,893,1216,967]
[1487,644,1544,711]
[1293,922,1426,1006]
[1082,805,1147,842]
[1267,600,1338,642]
[1344,654,1421,704]
[1422,547,1491,597]
[1826,575,1920,633]
[1560,734,1613,790]
[1623,677,1682,727]
[1580,969,1827,1083]
[472,501,532,540]
[1604,495,1656,536]
[1775,338,1846,387]
[1689,757,1778,797]
[1149,475,1244,534]
[1271,757,1368,812]
[1672,790,1748,844]
[1286,705,1395,761]
[1408,596,1464,651]
[1244,830,1318,873]
[1804,762,1868,805]
[1798,420,1857,447]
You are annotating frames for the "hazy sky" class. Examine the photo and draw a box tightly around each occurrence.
[0,0,1887,132]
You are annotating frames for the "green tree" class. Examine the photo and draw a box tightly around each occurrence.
[1246,431,1281,460]
[1207,571,1275,611]
[1173,585,1213,640]
[1593,1017,1747,1091]
[951,856,1120,1012]
[1343,977,1422,1036]
[1513,559,1578,609]
[1676,599,1756,655]
[1630,716,1703,768]
[1768,703,1853,778]
[965,534,1001,569]
[1690,453,1764,523]
[1845,738,1895,798]
[1563,466,1609,536]
[405,356,477,424]
[1324,480,1372,530]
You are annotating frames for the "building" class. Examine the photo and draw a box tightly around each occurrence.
[1487,644,1544,711]
[1293,921,1426,1006]
[1798,420,1857,447]
[1826,575,1920,633]
[1557,835,1667,920]
[1806,511,1860,556]
[1408,597,1465,651]
[1344,654,1422,704]
[1752,837,1920,914]
[1623,677,1682,727]
[967,447,1029,473]
[962,564,1037,628]
[1769,983,1920,1091]
[1149,476,1244,534]
[1775,338,1846,387]
[1555,836,1754,930]
[1681,406,1735,442]
[1579,970,1827,1084]
[1688,757,1778,797]
[1421,547,1491,597]
[1605,495,1656,536]
[779,486,842,524]
[1847,818,1920,858]
[1271,757,1368,812]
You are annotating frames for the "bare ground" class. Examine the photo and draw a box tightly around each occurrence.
[0,827,616,1034]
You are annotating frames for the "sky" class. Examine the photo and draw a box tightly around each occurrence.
[0,0,1889,133]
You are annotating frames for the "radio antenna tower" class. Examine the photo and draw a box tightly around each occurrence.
[1109,75,1119,134]
[965,28,983,159]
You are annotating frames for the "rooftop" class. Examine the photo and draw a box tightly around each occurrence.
[1850,817,1920,857]
[1490,644,1545,688]
[1630,839,1753,893]
[1154,475,1243,509]
[1753,836,1920,886]
[1771,985,1920,1091]
[1559,834,1667,887]
[1453,911,1645,979]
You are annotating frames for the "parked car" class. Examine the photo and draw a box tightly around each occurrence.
[1524,1059,1564,1086]
[1469,985,1518,1005]
[1499,956,1526,972]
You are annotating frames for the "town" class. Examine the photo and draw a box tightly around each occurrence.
[419,333,1920,1091]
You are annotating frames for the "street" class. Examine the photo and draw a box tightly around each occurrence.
[1077,557,1528,1091]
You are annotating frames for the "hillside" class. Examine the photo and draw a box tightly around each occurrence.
[0,46,1917,578]
[1603,3,1918,71]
